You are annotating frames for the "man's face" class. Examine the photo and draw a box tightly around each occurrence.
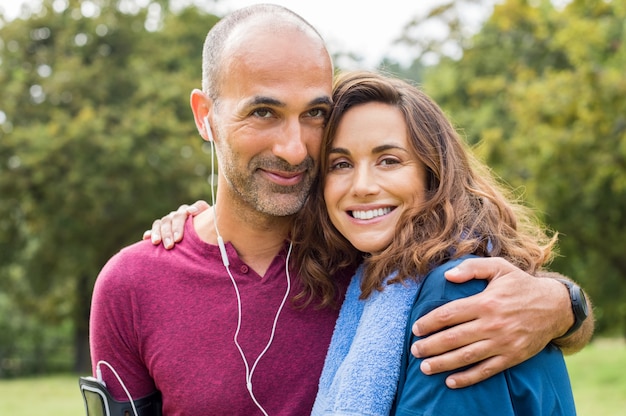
[211,25,333,217]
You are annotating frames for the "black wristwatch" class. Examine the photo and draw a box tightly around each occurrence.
[556,278,589,338]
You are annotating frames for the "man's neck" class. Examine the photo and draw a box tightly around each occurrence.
[194,202,293,277]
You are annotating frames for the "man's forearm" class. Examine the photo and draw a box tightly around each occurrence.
[538,271,594,354]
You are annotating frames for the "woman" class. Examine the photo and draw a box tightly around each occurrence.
[293,71,575,415]
[147,71,577,415]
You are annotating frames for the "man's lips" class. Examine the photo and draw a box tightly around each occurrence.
[261,169,306,186]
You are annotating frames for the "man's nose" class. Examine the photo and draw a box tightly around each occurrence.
[272,119,309,166]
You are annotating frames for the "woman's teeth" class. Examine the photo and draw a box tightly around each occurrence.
[351,207,392,220]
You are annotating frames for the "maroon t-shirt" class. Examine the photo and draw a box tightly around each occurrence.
[90,217,345,415]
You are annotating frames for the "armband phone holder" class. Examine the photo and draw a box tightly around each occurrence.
[79,376,162,416]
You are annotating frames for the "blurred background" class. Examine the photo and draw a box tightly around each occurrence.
[0,0,624,414]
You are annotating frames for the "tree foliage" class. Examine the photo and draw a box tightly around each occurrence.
[415,0,626,335]
[0,0,218,375]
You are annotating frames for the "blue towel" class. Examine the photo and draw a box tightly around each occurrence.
[312,266,420,416]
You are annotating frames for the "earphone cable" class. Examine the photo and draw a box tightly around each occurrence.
[209,132,292,415]
[96,360,139,416]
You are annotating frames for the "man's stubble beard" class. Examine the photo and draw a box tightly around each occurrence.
[217,147,317,218]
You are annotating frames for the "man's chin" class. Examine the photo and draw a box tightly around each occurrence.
[256,195,307,217]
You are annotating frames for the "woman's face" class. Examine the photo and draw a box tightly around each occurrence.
[323,102,428,254]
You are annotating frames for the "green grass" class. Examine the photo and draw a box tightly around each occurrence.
[565,337,626,415]
[0,373,84,415]
[1,338,624,415]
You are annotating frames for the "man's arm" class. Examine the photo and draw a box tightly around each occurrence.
[90,252,159,400]
[539,271,594,354]
[411,257,594,389]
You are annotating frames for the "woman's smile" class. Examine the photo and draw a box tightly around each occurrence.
[323,102,427,254]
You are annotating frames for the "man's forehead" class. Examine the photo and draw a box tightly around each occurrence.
[224,17,326,63]
[218,28,332,100]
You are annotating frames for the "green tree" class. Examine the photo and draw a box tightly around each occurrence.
[408,0,626,335]
[0,0,218,375]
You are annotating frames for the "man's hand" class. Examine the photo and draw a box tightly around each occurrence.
[410,257,588,389]
[142,200,210,249]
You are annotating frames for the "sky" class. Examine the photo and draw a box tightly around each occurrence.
[208,0,448,67]
[0,0,494,68]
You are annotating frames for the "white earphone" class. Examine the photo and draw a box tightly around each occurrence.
[205,113,291,415]
[203,115,214,142]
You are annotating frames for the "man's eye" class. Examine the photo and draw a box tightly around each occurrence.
[253,108,273,118]
[308,108,328,118]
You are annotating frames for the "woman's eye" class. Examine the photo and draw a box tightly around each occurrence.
[380,157,400,166]
[329,161,351,171]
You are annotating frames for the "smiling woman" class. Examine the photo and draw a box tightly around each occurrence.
[324,101,428,255]
[293,70,576,415]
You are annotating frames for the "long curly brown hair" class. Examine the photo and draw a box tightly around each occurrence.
[291,70,556,307]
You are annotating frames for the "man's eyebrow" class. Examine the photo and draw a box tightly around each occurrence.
[310,96,333,107]
[245,96,332,108]
[247,96,284,107]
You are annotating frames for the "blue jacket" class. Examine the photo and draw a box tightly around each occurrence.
[392,256,577,415]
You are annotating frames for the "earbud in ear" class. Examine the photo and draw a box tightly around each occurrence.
[203,115,214,142]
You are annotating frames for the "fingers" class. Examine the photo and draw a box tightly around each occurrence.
[416,337,492,382]
[413,337,484,375]
[413,295,482,338]
[413,331,519,374]
[444,257,516,284]
[153,201,209,249]
[149,209,181,249]
[148,219,163,245]
[190,200,210,214]
[413,325,529,389]
[146,201,210,249]
[171,200,208,241]
[171,210,188,243]
[160,211,178,249]
[441,355,516,389]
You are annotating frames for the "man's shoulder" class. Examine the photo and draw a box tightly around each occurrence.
[96,230,215,289]
[96,239,172,289]
[108,238,160,267]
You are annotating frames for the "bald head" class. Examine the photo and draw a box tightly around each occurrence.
[201,4,331,99]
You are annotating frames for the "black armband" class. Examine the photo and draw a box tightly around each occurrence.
[79,376,162,416]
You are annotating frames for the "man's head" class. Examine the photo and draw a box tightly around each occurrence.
[190,4,334,217]
[200,4,327,99]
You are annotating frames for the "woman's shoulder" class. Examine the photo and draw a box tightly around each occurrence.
[418,254,487,302]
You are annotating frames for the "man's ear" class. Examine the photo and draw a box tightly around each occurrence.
[190,89,215,142]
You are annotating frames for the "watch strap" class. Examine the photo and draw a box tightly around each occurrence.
[555,278,587,338]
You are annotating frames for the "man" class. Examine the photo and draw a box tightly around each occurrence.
[91,4,593,415]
